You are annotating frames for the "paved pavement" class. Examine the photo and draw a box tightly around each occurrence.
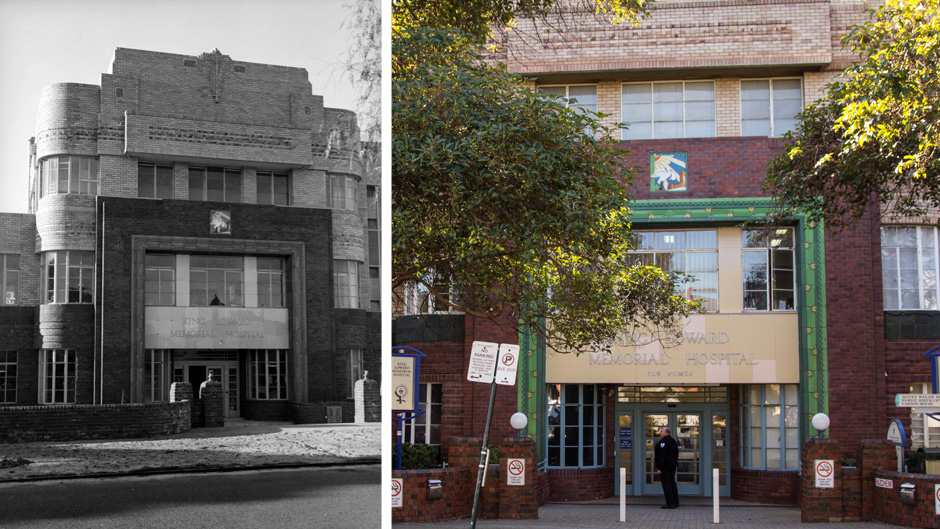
[393,498,895,528]
[0,419,380,482]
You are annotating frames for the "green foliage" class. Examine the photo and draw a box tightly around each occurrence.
[393,27,701,353]
[393,442,443,470]
[764,0,940,231]
[841,457,856,467]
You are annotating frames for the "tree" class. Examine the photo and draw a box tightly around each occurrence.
[342,0,381,143]
[763,0,940,231]
[393,3,701,353]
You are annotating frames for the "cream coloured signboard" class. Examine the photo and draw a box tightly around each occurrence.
[546,314,799,385]
[145,307,289,349]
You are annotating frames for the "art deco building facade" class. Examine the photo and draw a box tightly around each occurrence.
[0,48,381,423]
[392,0,938,503]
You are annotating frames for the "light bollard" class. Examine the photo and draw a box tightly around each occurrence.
[620,467,626,522]
[713,468,720,524]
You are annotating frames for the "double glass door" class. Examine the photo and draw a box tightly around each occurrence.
[644,413,702,494]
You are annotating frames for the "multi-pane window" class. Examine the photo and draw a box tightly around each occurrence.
[741,384,800,469]
[0,351,16,404]
[403,274,463,315]
[882,226,939,310]
[145,254,176,306]
[402,383,443,445]
[334,260,360,309]
[257,257,286,308]
[40,155,99,196]
[2,254,18,306]
[908,382,940,449]
[622,81,716,140]
[188,167,242,202]
[43,251,94,304]
[257,171,289,206]
[327,174,358,211]
[350,349,364,395]
[40,349,76,404]
[540,85,598,134]
[190,255,244,307]
[144,349,171,402]
[138,162,174,199]
[547,384,605,468]
[631,230,719,312]
[247,349,287,400]
[742,228,796,311]
[367,186,380,312]
[741,79,803,137]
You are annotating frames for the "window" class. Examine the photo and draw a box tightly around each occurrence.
[138,162,174,199]
[40,155,99,196]
[741,384,799,469]
[190,255,244,307]
[247,349,287,400]
[349,349,364,395]
[403,274,463,315]
[547,384,605,467]
[0,351,16,404]
[882,226,939,310]
[742,228,796,311]
[1,254,18,306]
[257,257,286,308]
[40,349,76,404]
[334,260,360,309]
[42,251,94,304]
[145,254,176,306]
[630,230,718,312]
[622,81,715,140]
[188,167,242,202]
[403,383,443,445]
[540,85,597,135]
[741,79,802,137]
[144,350,171,402]
[367,186,380,312]
[327,174,358,211]
[257,171,289,206]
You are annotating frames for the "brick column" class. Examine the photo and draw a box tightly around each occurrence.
[355,373,380,423]
[859,439,897,521]
[801,437,843,522]
[170,382,197,428]
[199,377,224,428]
[498,437,538,519]
[449,437,499,519]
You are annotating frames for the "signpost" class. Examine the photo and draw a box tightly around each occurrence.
[392,347,426,473]
[466,341,521,529]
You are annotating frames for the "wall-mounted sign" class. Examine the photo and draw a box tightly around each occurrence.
[651,152,688,193]
[467,341,499,384]
[814,460,834,488]
[392,478,403,508]
[494,343,520,386]
[210,210,231,234]
[875,478,893,489]
[144,307,289,349]
[4,291,13,305]
[507,458,525,486]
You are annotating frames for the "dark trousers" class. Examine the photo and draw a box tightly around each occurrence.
[661,468,679,506]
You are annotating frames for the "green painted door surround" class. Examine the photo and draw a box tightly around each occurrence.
[516,197,828,466]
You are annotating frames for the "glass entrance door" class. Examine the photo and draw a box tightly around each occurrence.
[644,412,703,495]
[617,414,634,496]
[185,363,239,418]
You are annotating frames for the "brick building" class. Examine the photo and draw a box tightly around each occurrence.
[393,0,939,504]
[0,47,381,424]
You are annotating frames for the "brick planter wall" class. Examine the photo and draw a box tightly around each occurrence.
[873,471,940,528]
[0,402,191,442]
[547,466,614,501]
[392,467,473,523]
[731,468,799,504]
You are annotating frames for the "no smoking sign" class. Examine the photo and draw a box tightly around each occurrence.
[392,478,403,508]
[814,460,834,489]
[507,458,525,486]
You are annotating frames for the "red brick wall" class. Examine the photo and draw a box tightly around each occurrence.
[801,438,843,523]
[872,471,940,528]
[547,467,614,501]
[731,469,799,504]
[0,402,190,442]
[392,467,474,523]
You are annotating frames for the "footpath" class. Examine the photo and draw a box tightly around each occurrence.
[0,419,380,482]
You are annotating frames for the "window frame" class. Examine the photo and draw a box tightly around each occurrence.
[256,171,290,206]
[629,229,719,312]
[247,349,288,400]
[144,254,176,306]
[327,174,359,211]
[881,226,940,311]
[188,166,242,203]
[42,251,94,304]
[1,254,19,306]
[143,349,171,402]
[40,155,99,197]
[367,186,381,312]
[39,349,76,405]
[546,383,606,468]
[334,260,360,309]
[740,384,800,470]
[403,275,463,315]
[0,350,17,404]
[402,383,443,446]
[257,257,286,308]
[138,162,174,199]
[741,228,797,311]
[621,80,716,140]
[189,255,244,307]
[740,78,803,138]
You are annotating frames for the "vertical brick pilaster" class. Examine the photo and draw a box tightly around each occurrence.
[498,437,538,520]
[801,438,843,522]
[859,440,897,521]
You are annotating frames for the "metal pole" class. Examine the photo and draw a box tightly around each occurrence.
[470,381,498,529]
[396,416,404,470]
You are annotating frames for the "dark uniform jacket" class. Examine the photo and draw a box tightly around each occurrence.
[655,434,679,471]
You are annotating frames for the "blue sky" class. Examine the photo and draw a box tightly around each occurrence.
[0,0,370,213]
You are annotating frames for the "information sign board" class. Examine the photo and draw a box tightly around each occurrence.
[392,356,416,411]
[896,393,940,407]
[494,344,520,386]
[467,341,499,384]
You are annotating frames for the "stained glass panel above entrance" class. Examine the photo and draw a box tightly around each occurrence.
[617,386,727,403]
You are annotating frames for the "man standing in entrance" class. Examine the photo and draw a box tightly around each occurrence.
[655,426,679,509]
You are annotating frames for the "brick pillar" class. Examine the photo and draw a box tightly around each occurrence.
[801,437,843,522]
[449,437,481,469]
[498,437,538,520]
[859,440,897,521]
[449,437,499,518]
[199,376,224,428]
[170,382,198,428]
[355,372,381,423]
